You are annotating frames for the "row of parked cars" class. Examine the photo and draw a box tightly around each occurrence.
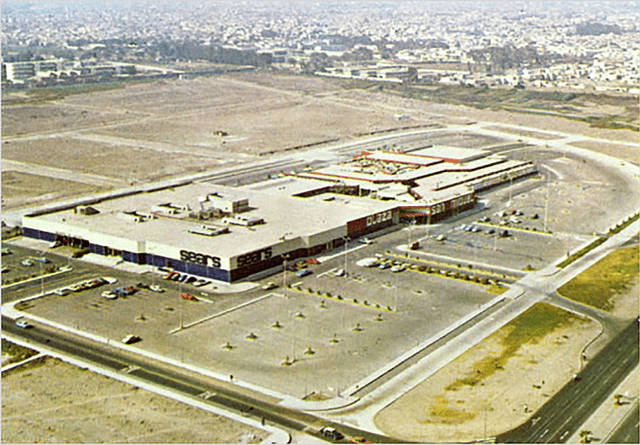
[54,276,117,296]
[161,271,210,287]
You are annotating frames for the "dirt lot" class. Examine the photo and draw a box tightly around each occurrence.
[1,358,264,444]
[569,140,639,165]
[2,73,637,213]
[1,171,102,209]
[374,303,600,443]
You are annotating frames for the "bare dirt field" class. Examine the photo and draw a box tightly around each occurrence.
[569,140,639,165]
[374,303,600,443]
[1,358,264,444]
[484,125,562,141]
[1,171,102,209]
[2,73,637,213]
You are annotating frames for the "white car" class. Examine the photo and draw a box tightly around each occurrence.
[390,266,405,273]
[15,319,32,329]
[334,268,346,276]
[149,284,165,293]
[101,291,117,299]
[121,334,141,344]
[54,288,69,296]
[102,277,118,284]
[21,259,34,266]
[358,238,374,245]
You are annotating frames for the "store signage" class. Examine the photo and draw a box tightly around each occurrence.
[180,250,221,268]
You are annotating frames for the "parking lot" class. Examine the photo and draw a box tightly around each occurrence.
[16,239,495,400]
[6,137,637,404]
[1,244,68,286]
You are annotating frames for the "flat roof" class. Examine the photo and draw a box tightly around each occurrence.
[31,182,398,258]
[410,146,488,162]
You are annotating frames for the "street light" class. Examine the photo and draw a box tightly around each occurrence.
[343,236,350,277]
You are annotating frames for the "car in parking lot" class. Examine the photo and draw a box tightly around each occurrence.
[484,228,495,235]
[390,265,405,273]
[334,268,346,277]
[471,226,481,233]
[358,237,374,245]
[149,285,165,293]
[378,262,391,270]
[180,293,196,300]
[54,288,70,296]
[295,269,313,278]
[21,259,34,267]
[261,282,278,290]
[193,279,210,287]
[101,290,117,299]
[349,436,371,444]
[121,334,141,344]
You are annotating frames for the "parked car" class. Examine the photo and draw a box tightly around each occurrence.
[54,288,70,296]
[378,262,391,270]
[295,269,313,278]
[121,334,141,344]
[193,279,210,287]
[390,265,405,273]
[305,258,320,265]
[358,238,374,245]
[101,291,117,299]
[149,285,165,293]
[21,259,34,267]
[180,293,196,300]
[261,282,278,290]
[334,268,346,277]
[484,228,495,235]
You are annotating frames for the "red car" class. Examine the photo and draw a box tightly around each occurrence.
[180,293,195,300]
[349,437,371,444]
[305,258,320,265]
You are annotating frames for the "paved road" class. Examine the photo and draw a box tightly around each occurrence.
[2,316,405,444]
[607,402,639,444]
[497,318,640,443]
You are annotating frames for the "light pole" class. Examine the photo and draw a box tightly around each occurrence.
[282,254,289,296]
[343,236,350,276]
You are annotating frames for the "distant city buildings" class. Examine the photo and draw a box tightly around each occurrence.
[1,1,638,93]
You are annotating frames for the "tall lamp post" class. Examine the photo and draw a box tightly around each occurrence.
[343,236,350,277]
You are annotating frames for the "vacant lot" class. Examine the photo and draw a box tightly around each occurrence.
[374,303,597,443]
[1,358,263,444]
[2,73,637,213]
[557,246,639,315]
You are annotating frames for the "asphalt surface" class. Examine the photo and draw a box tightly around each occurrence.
[497,318,640,443]
[2,316,406,444]
[606,401,639,444]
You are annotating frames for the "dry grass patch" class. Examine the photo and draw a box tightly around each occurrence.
[557,246,639,311]
[446,303,582,392]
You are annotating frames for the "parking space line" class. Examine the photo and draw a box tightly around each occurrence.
[318,268,337,278]
[168,294,274,334]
